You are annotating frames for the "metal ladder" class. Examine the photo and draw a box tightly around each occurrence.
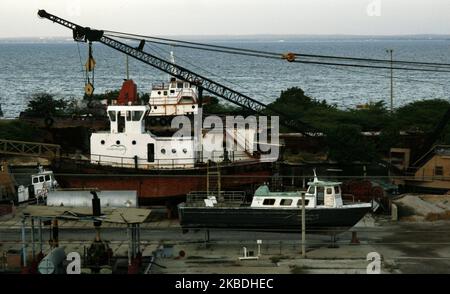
[206,161,221,197]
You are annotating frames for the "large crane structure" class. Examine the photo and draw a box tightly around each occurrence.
[37,10,314,134]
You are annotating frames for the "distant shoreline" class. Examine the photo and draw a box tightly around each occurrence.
[1,34,450,43]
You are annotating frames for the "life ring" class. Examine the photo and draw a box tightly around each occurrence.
[44,117,54,128]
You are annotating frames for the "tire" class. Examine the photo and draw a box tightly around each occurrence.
[159,117,168,126]
[149,117,158,126]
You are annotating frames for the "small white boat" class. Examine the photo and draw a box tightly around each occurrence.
[178,173,373,234]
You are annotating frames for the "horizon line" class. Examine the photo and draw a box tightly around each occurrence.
[1,33,450,40]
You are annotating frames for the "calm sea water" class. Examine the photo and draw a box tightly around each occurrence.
[0,37,449,118]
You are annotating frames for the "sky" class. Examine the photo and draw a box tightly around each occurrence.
[0,0,449,38]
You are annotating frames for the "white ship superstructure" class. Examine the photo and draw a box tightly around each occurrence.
[90,104,259,169]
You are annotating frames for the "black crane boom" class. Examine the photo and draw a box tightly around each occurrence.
[37,10,313,134]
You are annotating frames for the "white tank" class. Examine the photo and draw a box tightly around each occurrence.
[38,247,66,274]
[46,190,138,208]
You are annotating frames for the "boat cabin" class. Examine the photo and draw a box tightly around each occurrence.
[305,179,343,208]
[250,179,343,209]
[148,77,199,116]
[31,166,58,197]
[91,105,196,169]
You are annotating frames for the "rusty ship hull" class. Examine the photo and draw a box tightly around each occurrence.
[52,159,272,205]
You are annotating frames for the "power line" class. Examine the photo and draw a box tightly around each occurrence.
[314,63,448,87]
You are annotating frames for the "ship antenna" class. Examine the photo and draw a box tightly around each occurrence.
[168,49,176,79]
[313,168,318,182]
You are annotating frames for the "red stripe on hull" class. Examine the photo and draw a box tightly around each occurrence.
[56,171,271,199]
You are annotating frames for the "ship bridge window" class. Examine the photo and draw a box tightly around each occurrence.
[184,82,189,88]
[280,199,293,206]
[326,187,333,195]
[45,175,50,182]
[32,177,38,184]
[334,186,340,194]
[132,111,143,121]
[170,90,175,94]
[108,111,117,122]
[262,199,276,206]
[39,176,45,182]
[307,186,315,194]
[164,91,168,96]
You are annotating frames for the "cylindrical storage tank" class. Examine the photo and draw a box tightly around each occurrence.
[46,190,138,208]
[38,247,66,274]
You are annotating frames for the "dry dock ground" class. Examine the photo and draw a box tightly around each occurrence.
[1,208,450,274]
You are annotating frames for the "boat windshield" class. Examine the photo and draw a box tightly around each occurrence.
[108,110,116,122]
[132,111,143,121]
[307,185,316,195]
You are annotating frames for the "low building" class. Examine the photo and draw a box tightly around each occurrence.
[392,145,450,193]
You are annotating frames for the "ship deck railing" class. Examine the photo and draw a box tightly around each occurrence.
[87,151,258,170]
[186,191,247,207]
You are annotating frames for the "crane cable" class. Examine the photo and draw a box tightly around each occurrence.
[144,42,280,102]
[103,33,450,73]
[103,30,450,71]
[133,34,449,89]
[76,42,87,85]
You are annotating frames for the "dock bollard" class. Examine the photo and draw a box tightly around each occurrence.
[350,231,360,245]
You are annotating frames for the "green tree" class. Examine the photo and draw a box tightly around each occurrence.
[326,124,377,163]
[203,96,241,115]
[378,124,401,153]
[25,93,67,116]
[394,99,450,132]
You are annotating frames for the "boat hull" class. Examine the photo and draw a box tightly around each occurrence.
[178,205,371,234]
[52,160,272,204]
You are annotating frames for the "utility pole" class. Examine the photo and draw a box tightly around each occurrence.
[301,192,306,258]
[386,49,394,113]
